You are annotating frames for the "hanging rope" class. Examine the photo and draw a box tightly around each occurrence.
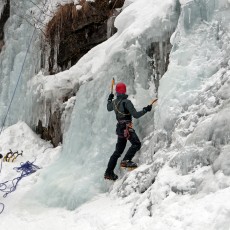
[0,1,47,136]
[0,0,47,214]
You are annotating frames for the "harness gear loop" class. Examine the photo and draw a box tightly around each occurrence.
[124,122,133,140]
[118,120,133,140]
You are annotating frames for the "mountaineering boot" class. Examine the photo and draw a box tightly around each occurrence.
[120,160,138,169]
[104,171,118,181]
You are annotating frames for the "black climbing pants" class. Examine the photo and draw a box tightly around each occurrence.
[106,129,141,173]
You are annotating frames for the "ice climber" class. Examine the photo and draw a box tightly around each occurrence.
[104,82,153,181]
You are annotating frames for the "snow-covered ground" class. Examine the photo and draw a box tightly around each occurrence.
[1,0,230,229]
[1,122,230,230]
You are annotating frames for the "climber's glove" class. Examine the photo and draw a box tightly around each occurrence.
[108,93,114,102]
[143,105,152,113]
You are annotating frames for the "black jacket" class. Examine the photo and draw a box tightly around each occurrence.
[107,94,145,121]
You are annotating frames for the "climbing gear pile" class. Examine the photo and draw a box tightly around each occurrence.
[3,149,23,162]
[0,161,40,198]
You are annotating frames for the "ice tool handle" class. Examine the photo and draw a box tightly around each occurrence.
[150,98,158,105]
[111,78,115,94]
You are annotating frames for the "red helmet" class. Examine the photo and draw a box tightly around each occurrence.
[115,82,126,94]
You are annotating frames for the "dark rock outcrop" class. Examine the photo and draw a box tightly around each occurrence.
[45,0,125,74]
[37,0,125,145]
[36,109,62,147]
[0,0,10,52]
[147,39,172,93]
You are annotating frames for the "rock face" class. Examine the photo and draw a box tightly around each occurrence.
[0,0,10,52]
[36,0,125,146]
[35,90,77,147]
[147,40,172,93]
[36,110,62,147]
[45,0,125,74]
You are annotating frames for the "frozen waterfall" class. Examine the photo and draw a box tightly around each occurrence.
[30,0,179,209]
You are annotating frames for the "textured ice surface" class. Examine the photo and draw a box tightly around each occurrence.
[0,0,6,16]
[31,0,179,209]
[117,0,230,225]
[0,0,44,127]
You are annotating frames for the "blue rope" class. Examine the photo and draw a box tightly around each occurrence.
[0,161,40,198]
[0,161,40,214]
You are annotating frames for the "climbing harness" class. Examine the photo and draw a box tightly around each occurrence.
[0,161,40,198]
[3,149,23,162]
[118,120,133,140]
[124,122,133,140]
[114,100,131,116]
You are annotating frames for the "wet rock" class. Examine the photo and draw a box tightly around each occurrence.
[0,0,10,52]
[45,0,125,74]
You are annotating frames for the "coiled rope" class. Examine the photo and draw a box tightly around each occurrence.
[0,161,40,214]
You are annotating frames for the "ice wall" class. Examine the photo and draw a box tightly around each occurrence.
[31,0,179,209]
[0,0,7,16]
[156,0,230,134]
[0,0,43,129]
[112,0,230,224]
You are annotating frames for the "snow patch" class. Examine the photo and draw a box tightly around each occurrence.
[76,5,82,10]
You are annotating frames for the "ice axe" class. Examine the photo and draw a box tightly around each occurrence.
[111,78,115,94]
[150,98,158,105]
